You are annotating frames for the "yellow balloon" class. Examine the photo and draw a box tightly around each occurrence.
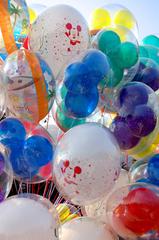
[29,8,37,24]
[108,26,127,42]
[90,8,111,31]
[133,144,156,160]
[63,214,79,224]
[114,9,135,30]
[56,204,71,222]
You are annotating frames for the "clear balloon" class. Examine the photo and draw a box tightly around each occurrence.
[53,123,121,206]
[0,0,30,55]
[140,45,159,65]
[0,144,13,201]
[92,25,139,89]
[0,118,54,183]
[106,183,159,239]
[132,57,159,91]
[89,4,138,38]
[0,194,59,240]
[29,4,90,77]
[60,217,118,240]
[85,169,129,223]
[142,34,159,49]
[3,49,55,123]
[111,82,159,159]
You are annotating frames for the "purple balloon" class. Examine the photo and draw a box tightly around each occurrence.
[118,83,149,114]
[0,191,4,203]
[127,105,157,137]
[0,153,5,175]
[111,116,140,150]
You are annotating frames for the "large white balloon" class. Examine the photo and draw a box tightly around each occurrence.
[29,4,90,77]
[60,217,118,240]
[84,169,129,222]
[53,123,121,206]
[0,195,59,240]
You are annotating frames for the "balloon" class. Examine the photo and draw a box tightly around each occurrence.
[29,7,37,24]
[0,81,7,119]
[29,4,90,77]
[0,194,59,240]
[56,49,110,119]
[142,35,159,48]
[111,82,159,159]
[85,169,129,223]
[0,0,30,55]
[56,203,80,224]
[53,123,121,206]
[107,183,159,239]
[0,145,13,201]
[147,154,159,185]
[140,45,159,65]
[60,217,118,240]
[129,158,148,183]
[92,26,139,90]
[89,8,111,31]
[0,118,26,140]
[0,118,54,183]
[89,4,138,38]
[3,49,55,123]
[132,58,159,91]
[23,135,54,168]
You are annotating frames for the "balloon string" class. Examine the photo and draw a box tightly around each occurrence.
[0,0,18,54]
[24,50,48,122]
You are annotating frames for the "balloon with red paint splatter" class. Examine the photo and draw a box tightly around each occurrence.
[106,183,159,239]
[53,123,121,206]
[29,4,90,77]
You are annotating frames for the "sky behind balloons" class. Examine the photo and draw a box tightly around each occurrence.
[26,0,159,39]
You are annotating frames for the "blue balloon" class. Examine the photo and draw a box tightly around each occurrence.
[9,148,38,180]
[82,50,110,85]
[0,118,26,140]
[23,136,53,168]
[147,154,159,185]
[64,62,94,93]
[65,87,99,118]
[1,138,25,152]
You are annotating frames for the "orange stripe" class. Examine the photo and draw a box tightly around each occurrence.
[24,50,48,121]
[0,0,17,54]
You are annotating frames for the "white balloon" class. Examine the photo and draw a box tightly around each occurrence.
[60,217,118,240]
[53,123,121,206]
[0,195,59,240]
[29,4,90,77]
[84,169,129,222]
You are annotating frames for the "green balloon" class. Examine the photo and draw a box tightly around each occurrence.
[106,65,123,88]
[56,107,85,132]
[61,84,68,99]
[120,42,138,68]
[98,30,121,56]
[140,45,159,65]
[143,35,159,48]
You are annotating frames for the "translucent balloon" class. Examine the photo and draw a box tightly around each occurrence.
[111,82,159,159]
[53,123,121,206]
[0,144,13,201]
[0,117,54,183]
[60,217,118,240]
[0,0,30,55]
[129,158,148,183]
[106,183,159,239]
[0,194,59,240]
[92,26,139,89]
[3,49,55,123]
[56,49,110,119]
[132,57,159,92]
[89,4,138,38]
[29,4,90,77]
[56,203,81,224]
[140,45,159,65]
[0,80,6,119]
[85,169,129,223]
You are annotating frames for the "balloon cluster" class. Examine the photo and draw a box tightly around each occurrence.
[0,118,54,182]
[0,1,159,240]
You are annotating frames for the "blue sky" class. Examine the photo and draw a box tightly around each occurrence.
[26,0,159,39]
